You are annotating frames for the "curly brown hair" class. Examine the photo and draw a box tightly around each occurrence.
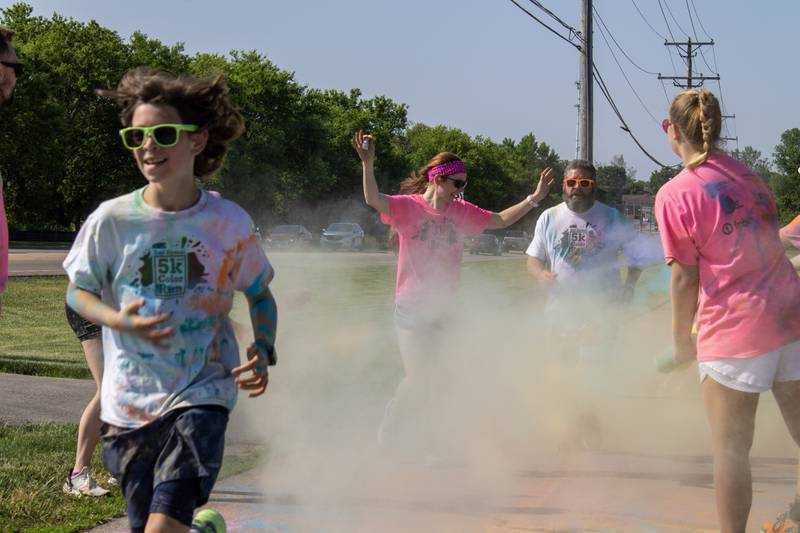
[97,67,245,177]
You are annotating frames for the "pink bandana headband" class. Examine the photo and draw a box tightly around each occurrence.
[427,160,467,181]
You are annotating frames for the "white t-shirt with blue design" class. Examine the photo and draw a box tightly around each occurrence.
[526,201,650,298]
[63,188,273,429]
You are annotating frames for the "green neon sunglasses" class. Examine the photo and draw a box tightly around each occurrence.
[119,124,199,150]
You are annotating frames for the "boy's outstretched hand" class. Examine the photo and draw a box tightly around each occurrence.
[233,342,272,397]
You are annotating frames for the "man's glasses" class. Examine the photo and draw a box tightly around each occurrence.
[119,124,199,150]
[661,118,671,134]
[0,61,22,77]
[446,176,467,189]
[564,178,594,189]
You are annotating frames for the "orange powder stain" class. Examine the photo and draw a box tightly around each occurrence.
[190,292,230,316]
[215,234,259,290]
[124,404,157,423]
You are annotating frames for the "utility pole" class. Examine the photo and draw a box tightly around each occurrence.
[578,0,593,161]
[658,38,719,89]
[574,80,581,159]
[720,114,738,146]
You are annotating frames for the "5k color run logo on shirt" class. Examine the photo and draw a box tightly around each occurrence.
[136,240,209,298]
[556,223,603,266]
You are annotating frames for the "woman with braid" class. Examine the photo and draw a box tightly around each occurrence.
[654,88,800,533]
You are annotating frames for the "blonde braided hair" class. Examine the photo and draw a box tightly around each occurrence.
[669,88,722,168]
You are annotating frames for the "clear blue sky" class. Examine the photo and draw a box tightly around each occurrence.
[5,0,798,180]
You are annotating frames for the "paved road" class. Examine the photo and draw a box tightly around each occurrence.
[0,372,95,424]
[9,248,69,276]
[89,448,796,533]
[8,248,523,276]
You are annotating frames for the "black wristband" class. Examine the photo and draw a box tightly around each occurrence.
[254,339,277,366]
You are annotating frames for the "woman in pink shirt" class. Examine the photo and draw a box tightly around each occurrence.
[655,89,800,533]
[352,130,553,458]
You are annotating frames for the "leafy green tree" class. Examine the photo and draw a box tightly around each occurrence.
[774,129,800,176]
[730,146,773,183]
[648,166,679,194]
[595,164,626,206]
[771,128,800,223]
[0,4,130,229]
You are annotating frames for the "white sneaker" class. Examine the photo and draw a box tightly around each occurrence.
[62,466,111,497]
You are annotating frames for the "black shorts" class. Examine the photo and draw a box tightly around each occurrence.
[65,303,101,342]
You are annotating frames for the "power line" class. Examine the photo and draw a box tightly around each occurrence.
[505,0,581,50]
[509,0,676,168]
[663,0,692,38]
[525,0,583,41]
[688,0,713,40]
[680,0,733,142]
[659,78,672,106]
[593,8,660,124]
[630,0,666,40]
[657,0,690,75]
[684,0,698,38]
[630,0,678,76]
[684,0,718,75]
[592,63,677,169]
[592,6,659,75]
[657,0,677,41]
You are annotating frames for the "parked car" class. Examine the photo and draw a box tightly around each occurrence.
[469,233,503,256]
[502,229,531,253]
[265,225,313,248]
[320,222,365,250]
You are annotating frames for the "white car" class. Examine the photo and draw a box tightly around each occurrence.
[320,222,365,251]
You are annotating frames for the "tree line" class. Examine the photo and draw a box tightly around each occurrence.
[1,3,798,235]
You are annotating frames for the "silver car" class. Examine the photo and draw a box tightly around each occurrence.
[320,222,365,250]
[502,229,531,253]
[266,224,313,248]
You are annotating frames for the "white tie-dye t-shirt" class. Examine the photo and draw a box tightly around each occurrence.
[63,188,273,429]
[526,201,656,299]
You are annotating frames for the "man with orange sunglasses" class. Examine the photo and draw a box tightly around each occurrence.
[526,159,646,449]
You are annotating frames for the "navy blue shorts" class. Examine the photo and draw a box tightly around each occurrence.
[101,405,229,531]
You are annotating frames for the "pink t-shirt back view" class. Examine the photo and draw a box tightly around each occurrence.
[381,194,492,313]
[655,151,800,361]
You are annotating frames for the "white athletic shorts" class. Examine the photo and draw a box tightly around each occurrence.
[698,339,800,393]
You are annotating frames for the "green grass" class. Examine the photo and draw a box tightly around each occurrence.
[0,423,263,532]
[0,423,124,532]
[0,278,81,359]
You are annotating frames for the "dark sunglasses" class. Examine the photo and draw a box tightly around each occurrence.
[661,118,671,134]
[564,178,594,189]
[119,124,199,150]
[0,61,22,77]
[445,176,467,189]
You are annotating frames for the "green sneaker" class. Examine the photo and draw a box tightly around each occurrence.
[191,509,226,533]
